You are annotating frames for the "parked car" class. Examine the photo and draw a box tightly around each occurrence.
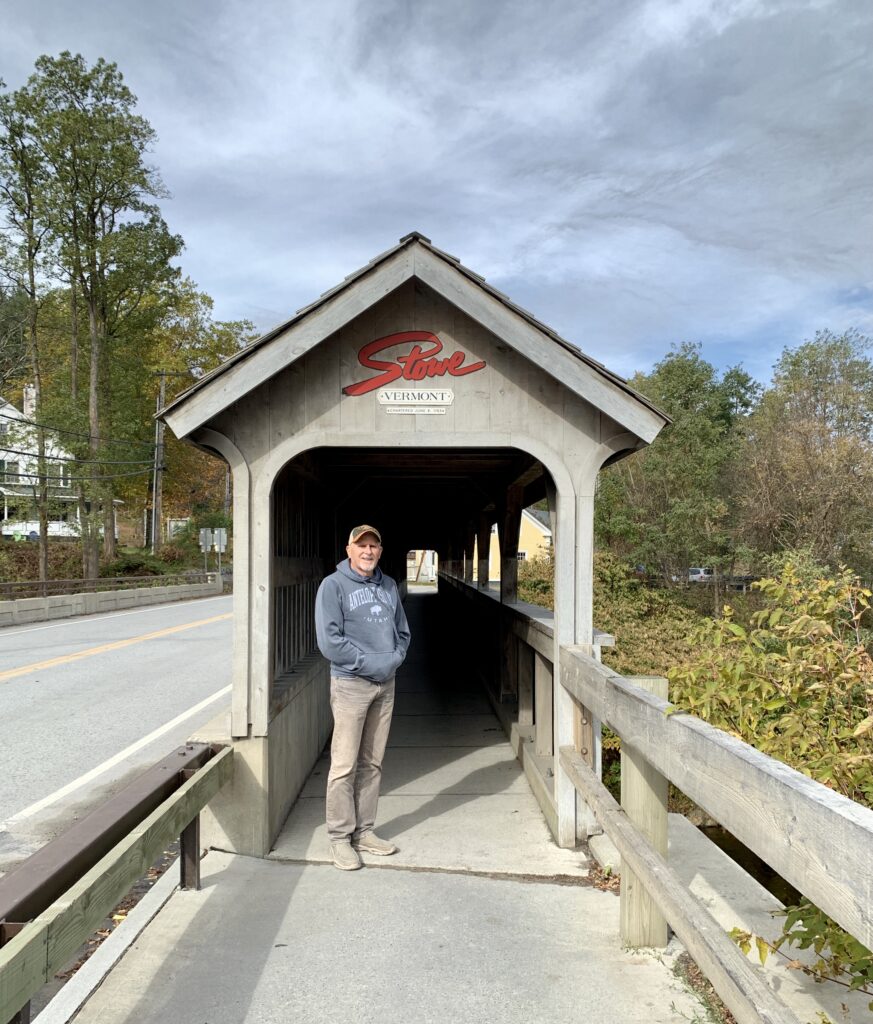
[688,567,714,583]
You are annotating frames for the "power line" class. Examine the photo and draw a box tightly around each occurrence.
[0,443,153,466]
[1,466,160,484]
[0,411,156,450]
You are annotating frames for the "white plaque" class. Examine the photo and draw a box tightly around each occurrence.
[377,388,454,414]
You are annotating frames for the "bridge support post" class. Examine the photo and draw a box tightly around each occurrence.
[548,476,578,847]
[476,514,491,589]
[620,676,669,948]
[0,922,30,1023]
[572,488,601,840]
[463,522,475,583]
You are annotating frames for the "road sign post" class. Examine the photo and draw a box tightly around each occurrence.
[212,528,228,573]
[199,529,213,573]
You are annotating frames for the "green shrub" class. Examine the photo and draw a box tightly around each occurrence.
[669,566,873,806]
[594,552,703,677]
[167,514,233,562]
[101,552,169,577]
[157,543,191,566]
[518,555,553,608]
[670,564,873,1004]
[0,541,83,581]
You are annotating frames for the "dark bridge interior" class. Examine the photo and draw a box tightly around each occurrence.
[271,446,551,679]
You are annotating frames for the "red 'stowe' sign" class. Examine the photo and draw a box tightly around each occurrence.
[342,331,486,396]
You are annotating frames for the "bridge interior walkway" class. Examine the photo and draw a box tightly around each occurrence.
[70,587,704,1024]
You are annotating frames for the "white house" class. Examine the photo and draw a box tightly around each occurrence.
[0,388,80,538]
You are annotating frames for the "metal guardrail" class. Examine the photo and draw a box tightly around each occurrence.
[0,573,212,601]
[0,742,233,1024]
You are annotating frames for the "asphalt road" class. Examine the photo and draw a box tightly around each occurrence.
[0,594,233,873]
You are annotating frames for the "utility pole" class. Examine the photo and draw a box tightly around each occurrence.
[150,373,166,556]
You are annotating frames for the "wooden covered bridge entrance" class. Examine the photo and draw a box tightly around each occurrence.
[160,231,667,860]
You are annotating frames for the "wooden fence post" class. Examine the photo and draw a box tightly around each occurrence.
[517,638,533,726]
[534,652,553,755]
[500,610,518,701]
[620,675,669,948]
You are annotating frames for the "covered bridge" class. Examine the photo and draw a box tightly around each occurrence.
[160,231,667,858]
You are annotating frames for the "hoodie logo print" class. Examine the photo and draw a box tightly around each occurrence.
[347,586,395,612]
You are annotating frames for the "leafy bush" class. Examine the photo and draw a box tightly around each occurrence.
[669,565,873,806]
[168,514,232,562]
[0,540,83,581]
[670,564,873,1005]
[157,543,190,566]
[518,555,553,608]
[101,552,171,577]
[732,902,873,1011]
[594,552,703,678]
[518,552,705,679]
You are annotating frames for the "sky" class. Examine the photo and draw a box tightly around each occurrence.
[2,0,871,383]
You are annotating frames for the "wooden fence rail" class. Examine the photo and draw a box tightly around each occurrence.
[560,745,799,1024]
[0,745,234,1024]
[560,646,873,952]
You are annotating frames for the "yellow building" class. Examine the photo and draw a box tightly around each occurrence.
[476,507,552,582]
[408,509,550,583]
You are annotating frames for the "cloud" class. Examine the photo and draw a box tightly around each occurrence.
[1,0,870,382]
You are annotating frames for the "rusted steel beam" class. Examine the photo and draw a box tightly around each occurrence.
[0,743,216,926]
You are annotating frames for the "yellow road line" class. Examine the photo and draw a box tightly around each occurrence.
[0,612,233,683]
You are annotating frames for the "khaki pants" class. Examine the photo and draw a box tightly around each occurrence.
[326,675,395,843]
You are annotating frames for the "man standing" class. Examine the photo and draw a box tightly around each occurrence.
[315,525,411,870]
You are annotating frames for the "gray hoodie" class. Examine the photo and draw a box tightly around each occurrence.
[315,561,411,683]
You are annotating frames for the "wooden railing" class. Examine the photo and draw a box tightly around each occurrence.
[438,573,610,828]
[0,744,234,1024]
[439,571,873,1024]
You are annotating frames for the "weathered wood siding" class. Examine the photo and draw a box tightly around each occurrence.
[206,280,615,489]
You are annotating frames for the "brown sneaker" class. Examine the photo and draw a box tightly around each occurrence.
[353,831,398,856]
[331,841,362,870]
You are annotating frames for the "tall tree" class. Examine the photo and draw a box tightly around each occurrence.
[596,343,758,596]
[0,285,28,394]
[143,279,255,547]
[737,329,873,571]
[23,53,182,572]
[0,79,52,579]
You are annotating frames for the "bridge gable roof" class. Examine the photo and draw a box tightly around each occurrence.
[161,232,667,443]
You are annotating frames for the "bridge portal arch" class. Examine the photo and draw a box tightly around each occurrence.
[161,233,666,856]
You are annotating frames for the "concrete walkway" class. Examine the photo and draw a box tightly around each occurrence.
[69,588,703,1024]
